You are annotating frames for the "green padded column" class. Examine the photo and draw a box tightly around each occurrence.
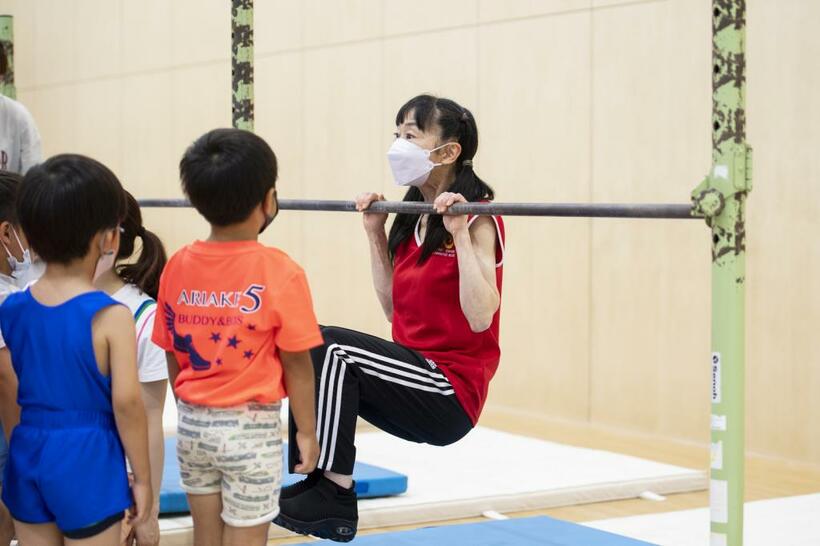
[692,1,751,544]
[231,0,254,131]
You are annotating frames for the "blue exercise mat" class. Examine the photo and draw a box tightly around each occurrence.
[159,437,408,514]
[292,517,657,546]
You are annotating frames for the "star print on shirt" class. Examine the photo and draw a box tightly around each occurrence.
[210,332,221,343]
[227,335,241,348]
[247,323,257,331]
[216,358,223,366]
[243,350,254,359]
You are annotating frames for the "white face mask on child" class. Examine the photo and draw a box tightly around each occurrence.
[14,258,44,289]
[2,227,35,285]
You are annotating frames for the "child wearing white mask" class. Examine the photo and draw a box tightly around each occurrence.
[0,174,43,291]
[0,171,31,545]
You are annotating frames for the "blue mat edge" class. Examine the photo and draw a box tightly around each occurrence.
[290,516,658,546]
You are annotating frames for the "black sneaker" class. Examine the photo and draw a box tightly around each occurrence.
[279,469,322,500]
[273,476,358,542]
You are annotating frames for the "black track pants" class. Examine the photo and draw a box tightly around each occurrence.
[288,326,473,475]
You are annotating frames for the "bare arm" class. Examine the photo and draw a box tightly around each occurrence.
[106,306,152,524]
[140,380,167,515]
[280,349,319,474]
[356,193,393,321]
[0,349,19,442]
[366,228,393,320]
[131,379,166,546]
[165,352,180,401]
[435,194,500,333]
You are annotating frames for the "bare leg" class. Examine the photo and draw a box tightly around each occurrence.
[323,471,353,489]
[222,523,269,546]
[188,493,224,546]
[0,498,15,545]
[13,521,61,546]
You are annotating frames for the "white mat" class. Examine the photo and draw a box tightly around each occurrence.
[159,427,706,541]
[348,427,705,529]
[587,493,820,546]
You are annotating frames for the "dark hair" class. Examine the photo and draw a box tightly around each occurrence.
[116,191,167,299]
[18,154,126,264]
[0,171,22,224]
[180,128,277,226]
[0,43,6,78]
[388,95,494,263]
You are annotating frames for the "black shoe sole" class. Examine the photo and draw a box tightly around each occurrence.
[273,512,358,543]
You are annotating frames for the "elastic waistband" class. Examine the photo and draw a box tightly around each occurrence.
[20,409,116,429]
[178,400,281,412]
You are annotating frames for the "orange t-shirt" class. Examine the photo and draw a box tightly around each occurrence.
[152,240,323,407]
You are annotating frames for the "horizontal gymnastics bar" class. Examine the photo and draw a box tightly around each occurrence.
[137,199,698,219]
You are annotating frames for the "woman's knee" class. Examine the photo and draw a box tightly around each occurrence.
[318,325,350,344]
[309,326,349,370]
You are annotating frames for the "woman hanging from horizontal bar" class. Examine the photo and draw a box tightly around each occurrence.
[274,95,505,542]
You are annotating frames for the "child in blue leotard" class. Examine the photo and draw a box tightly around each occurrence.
[0,155,152,545]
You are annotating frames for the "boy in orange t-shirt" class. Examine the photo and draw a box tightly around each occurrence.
[152,128,321,546]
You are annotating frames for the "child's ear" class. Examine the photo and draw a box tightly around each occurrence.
[263,187,277,217]
[109,227,121,254]
[94,228,119,257]
[0,221,11,247]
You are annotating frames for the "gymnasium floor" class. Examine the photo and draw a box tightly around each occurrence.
[262,406,820,545]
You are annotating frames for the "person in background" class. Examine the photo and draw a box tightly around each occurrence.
[0,171,23,545]
[0,44,42,175]
[94,191,167,546]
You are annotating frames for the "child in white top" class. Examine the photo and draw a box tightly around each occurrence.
[94,190,168,545]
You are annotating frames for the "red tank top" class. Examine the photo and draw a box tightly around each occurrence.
[391,214,505,424]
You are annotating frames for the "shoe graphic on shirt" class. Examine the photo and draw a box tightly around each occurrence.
[164,303,212,371]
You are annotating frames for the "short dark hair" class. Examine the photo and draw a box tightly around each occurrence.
[0,171,22,224]
[18,154,126,264]
[0,42,6,77]
[179,128,277,226]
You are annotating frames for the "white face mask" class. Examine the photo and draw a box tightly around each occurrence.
[387,139,451,187]
[93,230,118,283]
[2,226,33,279]
[18,258,45,289]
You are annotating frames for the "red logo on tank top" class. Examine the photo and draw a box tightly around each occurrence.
[433,237,456,258]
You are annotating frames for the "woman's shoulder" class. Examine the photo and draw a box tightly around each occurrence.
[468,212,504,233]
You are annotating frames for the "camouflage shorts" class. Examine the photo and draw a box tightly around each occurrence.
[176,400,283,527]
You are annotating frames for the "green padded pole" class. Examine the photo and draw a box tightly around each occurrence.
[692,1,751,545]
[231,0,254,131]
[0,15,14,99]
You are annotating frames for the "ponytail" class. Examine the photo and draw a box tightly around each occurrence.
[116,191,167,300]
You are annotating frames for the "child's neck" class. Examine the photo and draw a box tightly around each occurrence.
[30,256,97,305]
[208,218,260,242]
[94,267,125,295]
